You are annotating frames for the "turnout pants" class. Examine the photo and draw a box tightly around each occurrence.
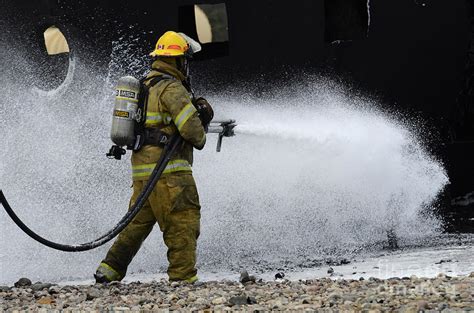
[99,173,201,282]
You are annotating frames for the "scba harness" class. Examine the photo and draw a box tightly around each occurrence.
[107,74,175,160]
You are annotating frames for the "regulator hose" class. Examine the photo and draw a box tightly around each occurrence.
[0,134,183,252]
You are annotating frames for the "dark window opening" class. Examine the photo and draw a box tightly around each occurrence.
[195,4,229,44]
[36,25,71,91]
[44,26,70,55]
[179,3,229,60]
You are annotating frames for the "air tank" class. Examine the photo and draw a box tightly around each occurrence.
[110,76,140,147]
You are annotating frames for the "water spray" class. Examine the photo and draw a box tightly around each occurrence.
[0,73,237,252]
[0,34,448,281]
[0,134,181,251]
[0,120,236,252]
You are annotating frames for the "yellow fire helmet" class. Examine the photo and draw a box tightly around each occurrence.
[149,31,189,57]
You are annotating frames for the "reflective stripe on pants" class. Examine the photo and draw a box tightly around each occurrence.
[100,175,201,282]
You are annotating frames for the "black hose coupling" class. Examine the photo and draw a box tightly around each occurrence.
[106,145,126,160]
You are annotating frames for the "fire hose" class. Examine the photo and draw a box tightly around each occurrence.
[0,134,183,252]
[0,120,235,252]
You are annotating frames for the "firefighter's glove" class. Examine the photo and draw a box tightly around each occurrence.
[193,97,214,130]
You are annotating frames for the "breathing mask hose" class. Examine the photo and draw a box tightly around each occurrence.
[0,134,183,252]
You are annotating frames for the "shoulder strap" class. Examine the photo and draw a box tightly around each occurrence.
[132,74,175,151]
[137,74,174,125]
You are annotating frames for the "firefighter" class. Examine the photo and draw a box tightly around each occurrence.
[95,31,213,283]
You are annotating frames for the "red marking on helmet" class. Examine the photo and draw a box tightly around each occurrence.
[167,45,182,50]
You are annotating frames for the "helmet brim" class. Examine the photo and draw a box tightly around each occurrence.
[149,50,185,57]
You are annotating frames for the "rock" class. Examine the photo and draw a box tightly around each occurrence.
[86,288,102,300]
[195,297,209,305]
[110,287,120,295]
[120,295,130,302]
[342,294,358,302]
[37,296,55,305]
[113,306,131,311]
[438,303,449,310]
[72,293,88,303]
[229,295,248,306]
[3,272,474,311]
[327,267,334,274]
[276,297,289,305]
[328,292,342,303]
[271,300,282,309]
[170,281,180,288]
[400,305,418,313]
[138,298,150,305]
[48,286,60,295]
[240,271,256,284]
[34,291,49,299]
[14,278,32,287]
[456,283,470,291]
[0,285,11,292]
[275,272,285,280]
[417,300,429,311]
[31,283,53,292]
[211,297,227,305]
[165,293,178,302]
[460,292,470,299]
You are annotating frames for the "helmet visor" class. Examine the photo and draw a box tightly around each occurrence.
[178,32,202,55]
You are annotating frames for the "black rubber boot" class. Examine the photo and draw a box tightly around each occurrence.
[94,271,111,284]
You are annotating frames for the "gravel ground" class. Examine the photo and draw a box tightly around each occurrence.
[1,273,473,312]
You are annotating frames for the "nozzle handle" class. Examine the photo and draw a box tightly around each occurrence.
[217,133,224,152]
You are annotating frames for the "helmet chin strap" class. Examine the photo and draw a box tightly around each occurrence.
[178,56,195,99]
[184,57,190,78]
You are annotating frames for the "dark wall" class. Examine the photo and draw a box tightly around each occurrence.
[2,0,473,201]
[337,1,469,117]
[454,0,474,142]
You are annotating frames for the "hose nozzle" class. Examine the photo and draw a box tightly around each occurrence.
[208,119,236,152]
